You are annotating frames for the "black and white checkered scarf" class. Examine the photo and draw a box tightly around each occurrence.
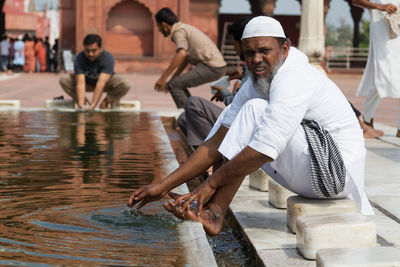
[301,119,346,198]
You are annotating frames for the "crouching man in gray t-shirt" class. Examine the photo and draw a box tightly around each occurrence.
[59,34,130,110]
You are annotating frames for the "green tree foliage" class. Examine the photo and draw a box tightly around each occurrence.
[326,19,353,47]
[358,19,370,48]
[326,18,370,48]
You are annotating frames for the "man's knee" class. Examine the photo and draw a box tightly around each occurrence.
[242,98,268,113]
[59,74,74,92]
[185,96,202,110]
[59,74,69,87]
[107,76,131,95]
[185,96,212,118]
[166,80,175,92]
[167,75,186,92]
[117,77,131,91]
[119,79,131,95]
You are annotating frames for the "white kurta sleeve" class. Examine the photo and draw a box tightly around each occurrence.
[248,70,315,159]
[221,79,254,128]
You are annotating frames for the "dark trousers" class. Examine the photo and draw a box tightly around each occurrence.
[59,74,131,104]
[177,96,223,147]
[167,63,226,109]
[0,55,9,71]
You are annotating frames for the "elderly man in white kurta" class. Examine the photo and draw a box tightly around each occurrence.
[353,0,400,137]
[128,16,374,236]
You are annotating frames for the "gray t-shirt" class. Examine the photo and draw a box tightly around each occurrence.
[0,40,10,56]
[74,50,114,85]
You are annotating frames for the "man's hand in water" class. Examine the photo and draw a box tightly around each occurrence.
[128,183,167,209]
[167,179,217,216]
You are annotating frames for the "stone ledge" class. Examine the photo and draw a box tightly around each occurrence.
[45,99,142,111]
[268,178,296,209]
[296,213,377,260]
[316,246,400,267]
[113,100,141,111]
[45,99,74,109]
[287,196,357,233]
[249,168,269,191]
[151,115,217,267]
[0,100,21,109]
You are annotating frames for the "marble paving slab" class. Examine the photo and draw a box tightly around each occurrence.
[228,122,400,266]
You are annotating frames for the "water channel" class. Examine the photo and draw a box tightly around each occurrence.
[0,111,188,266]
[0,110,252,266]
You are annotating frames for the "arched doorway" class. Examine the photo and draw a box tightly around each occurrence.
[106,0,153,57]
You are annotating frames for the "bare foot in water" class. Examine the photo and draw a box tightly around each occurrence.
[163,201,224,236]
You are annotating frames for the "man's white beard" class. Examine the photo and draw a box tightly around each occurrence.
[252,54,285,97]
[254,76,271,97]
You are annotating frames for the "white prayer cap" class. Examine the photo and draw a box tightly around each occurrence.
[241,16,286,40]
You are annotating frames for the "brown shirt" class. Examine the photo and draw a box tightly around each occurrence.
[170,22,226,68]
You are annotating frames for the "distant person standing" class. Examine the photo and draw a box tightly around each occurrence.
[13,36,24,72]
[45,37,51,71]
[0,35,10,72]
[59,34,131,110]
[8,37,15,71]
[154,7,227,109]
[50,39,59,72]
[353,0,400,137]
[35,37,47,72]
[23,34,35,73]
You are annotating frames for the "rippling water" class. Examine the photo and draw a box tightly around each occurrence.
[0,111,186,266]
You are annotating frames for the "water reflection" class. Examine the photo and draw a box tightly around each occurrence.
[0,111,186,266]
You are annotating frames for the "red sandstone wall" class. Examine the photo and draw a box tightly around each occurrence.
[189,0,219,44]
[5,13,37,32]
[59,0,76,52]
[59,0,221,73]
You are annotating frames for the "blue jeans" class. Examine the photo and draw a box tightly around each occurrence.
[0,55,9,71]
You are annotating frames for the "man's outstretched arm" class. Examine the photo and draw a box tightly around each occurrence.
[352,0,397,13]
[76,74,86,108]
[155,49,187,92]
[171,57,189,79]
[128,125,229,209]
[209,146,271,188]
[89,73,111,110]
[179,146,272,215]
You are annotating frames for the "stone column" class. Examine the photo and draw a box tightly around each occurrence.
[298,0,325,67]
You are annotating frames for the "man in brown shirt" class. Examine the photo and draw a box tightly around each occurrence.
[154,7,227,109]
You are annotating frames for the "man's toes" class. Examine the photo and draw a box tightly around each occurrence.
[163,202,174,212]
[184,208,199,221]
[163,202,185,219]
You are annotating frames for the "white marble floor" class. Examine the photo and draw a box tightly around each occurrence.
[229,122,400,266]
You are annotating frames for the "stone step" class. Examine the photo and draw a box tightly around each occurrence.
[113,100,141,111]
[249,168,269,191]
[46,99,74,109]
[45,99,141,111]
[0,100,20,109]
[296,213,376,260]
[287,196,357,233]
[316,246,400,267]
[268,178,296,209]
